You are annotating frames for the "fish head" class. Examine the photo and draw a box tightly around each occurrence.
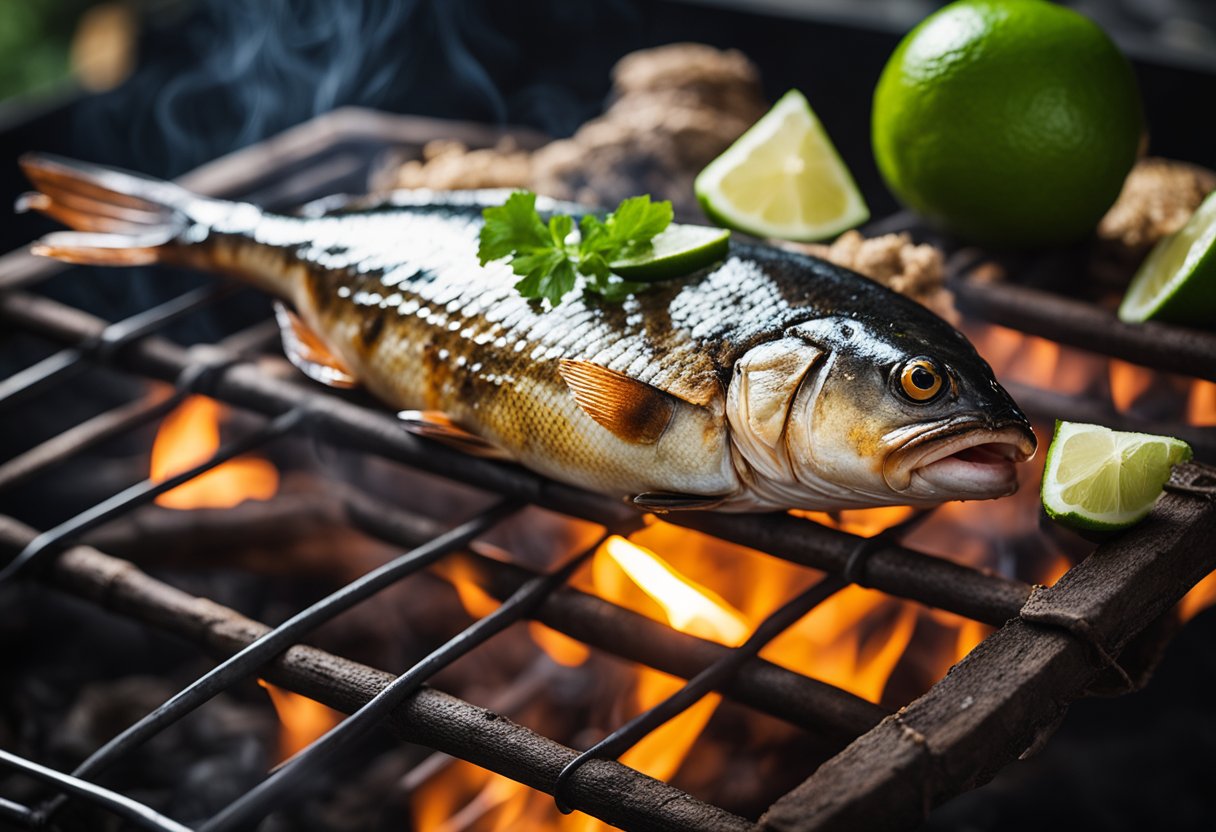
[726,315,1037,509]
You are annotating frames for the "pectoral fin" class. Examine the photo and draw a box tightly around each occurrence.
[398,410,514,461]
[630,492,728,511]
[558,359,676,445]
[274,302,358,389]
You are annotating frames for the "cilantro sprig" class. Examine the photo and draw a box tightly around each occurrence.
[477,191,674,305]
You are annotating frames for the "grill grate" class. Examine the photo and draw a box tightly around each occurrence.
[1,109,1214,832]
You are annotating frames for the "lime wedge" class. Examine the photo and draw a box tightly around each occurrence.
[1040,421,1192,531]
[1118,189,1216,326]
[609,224,731,281]
[694,89,869,242]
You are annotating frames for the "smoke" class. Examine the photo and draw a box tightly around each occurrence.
[71,0,639,178]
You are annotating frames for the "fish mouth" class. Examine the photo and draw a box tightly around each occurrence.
[886,419,1037,500]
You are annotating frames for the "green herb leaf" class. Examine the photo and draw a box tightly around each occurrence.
[478,190,674,306]
[478,191,550,265]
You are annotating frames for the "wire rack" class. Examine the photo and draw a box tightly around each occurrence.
[1,109,1215,832]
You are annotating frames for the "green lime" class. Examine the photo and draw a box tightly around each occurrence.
[1040,421,1191,531]
[694,89,869,242]
[872,0,1142,247]
[1118,190,1216,326]
[609,224,731,281]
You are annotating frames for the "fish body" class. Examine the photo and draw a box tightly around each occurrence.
[20,156,1036,511]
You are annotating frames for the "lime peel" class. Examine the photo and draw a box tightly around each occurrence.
[1040,420,1192,532]
[694,89,869,242]
[1118,189,1216,326]
[609,224,731,282]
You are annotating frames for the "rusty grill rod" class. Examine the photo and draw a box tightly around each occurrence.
[0,287,1035,625]
[951,266,1216,382]
[340,485,890,738]
[61,502,519,791]
[0,284,232,411]
[0,517,756,832]
[199,530,613,832]
[0,749,191,832]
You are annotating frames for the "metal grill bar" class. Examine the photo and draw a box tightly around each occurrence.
[760,462,1216,832]
[338,484,889,737]
[200,531,610,832]
[64,502,517,787]
[0,407,305,583]
[0,287,1036,624]
[553,573,849,813]
[0,517,756,832]
[0,284,231,410]
[0,749,191,832]
[951,265,1216,382]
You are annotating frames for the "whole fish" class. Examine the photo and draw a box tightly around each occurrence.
[19,154,1035,512]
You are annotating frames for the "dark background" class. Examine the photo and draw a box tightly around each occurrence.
[2,1,1215,829]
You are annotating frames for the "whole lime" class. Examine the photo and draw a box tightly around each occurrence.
[872,0,1143,247]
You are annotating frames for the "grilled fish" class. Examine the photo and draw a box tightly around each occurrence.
[19,154,1036,512]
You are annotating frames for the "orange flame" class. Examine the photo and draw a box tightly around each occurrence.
[257,680,342,764]
[1189,380,1216,426]
[1180,570,1216,622]
[150,396,278,509]
[529,622,590,667]
[1109,359,1156,412]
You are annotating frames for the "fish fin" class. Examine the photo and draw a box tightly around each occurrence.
[730,339,824,450]
[273,302,359,389]
[630,492,728,511]
[398,410,514,461]
[17,153,198,266]
[558,359,677,445]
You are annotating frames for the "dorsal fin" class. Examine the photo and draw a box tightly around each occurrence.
[398,410,513,461]
[273,302,358,389]
[558,359,677,445]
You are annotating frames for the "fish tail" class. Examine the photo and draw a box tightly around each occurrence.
[18,153,215,267]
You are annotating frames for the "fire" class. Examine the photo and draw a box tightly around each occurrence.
[257,680,342,765]
[1109,359,1155,412]
[529,623,590,667]
[1189,380,1216,426]
[150,396,278,509]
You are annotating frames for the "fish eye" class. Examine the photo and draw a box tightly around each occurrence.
[898,357,945,403]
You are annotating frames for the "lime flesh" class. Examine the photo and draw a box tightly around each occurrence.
[609,224,731,281]
[1118,189,1216,326]
[1040,421,1192,531]
[694,89,869,242]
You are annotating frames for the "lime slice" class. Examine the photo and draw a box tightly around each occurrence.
[608,224,730,281]
[1041,421,1192,531]
[694,89,869,242]
[1118,189,1216,326]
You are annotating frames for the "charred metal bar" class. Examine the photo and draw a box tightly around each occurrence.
[0,407,306,583]
[951,271,1216,382]
[200,533,606,832]
[0,320,281,495]
[552,573,849,813]
[668,510,1030,625]
[63,502,517,791]
[342,486,890,738]
[0,518,754,832]
[0,391,175,493]
[1006,381,1216,462]
[0,288,1032,623]
[0,749,190,832]
[0,796,34,828]
[759,462,1216,832]
[0,285,231,411]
